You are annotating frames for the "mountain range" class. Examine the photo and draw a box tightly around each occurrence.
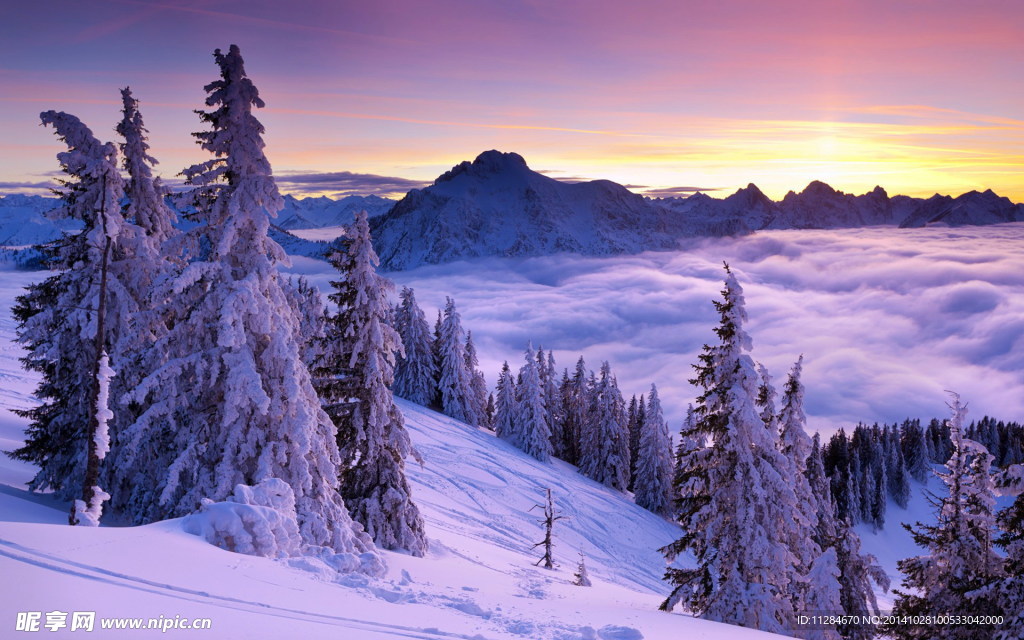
[369,150,1024,270]
[2,151,1021,270]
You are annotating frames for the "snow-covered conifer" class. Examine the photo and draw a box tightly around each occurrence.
[435,298,476,425]
[573,551,592,587]
[579,362,629,491]
[775,356,828,617]
[538,349,561,454]
[887,426,912,508]
[660,266,804,634]
[836,517,890,640]
[494,361,518,446]
[517,345,552,462]
[986,464,1024,639]
[116,87,176,245]
[558,357,590,465]
[315,210,427,556]
[633,384,673,516]
[282,276,326,369]
[627,395,640,490]
[757,362,778,433]
[11,111,137,525]
[889,393,1003,639]
[393,287,436,406]
[901,419,931,484]
[466,332,489,428]
[120,46,381,572]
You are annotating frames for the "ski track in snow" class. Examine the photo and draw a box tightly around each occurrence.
[0,537,495,640]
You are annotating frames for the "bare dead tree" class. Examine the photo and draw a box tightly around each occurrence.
[530,488,569,569]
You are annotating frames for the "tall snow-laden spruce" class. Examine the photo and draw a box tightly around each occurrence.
[776,356,824,596]
[116,87,177,245]
[435,297,477,425]
[537,348,561,452]
[558,357,590,465]
[314,210,427,557]
[987,463,1024,640]
[633,384,673,516]
[888,393,1003,639]
[393,287,436,406]
[660,265,803,635]
[120,46,381,573]
[516,344,552,462]
[579,361,630,491]
[103,88,182,519]
[466,332,490,428]
[10,111,136,527]
[493,361,519,446]
[777,357,845,639]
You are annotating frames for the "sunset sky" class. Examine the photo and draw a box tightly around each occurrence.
[2,0,1022,201]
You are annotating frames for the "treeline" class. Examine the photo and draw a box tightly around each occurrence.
[392,290,675,516]
[822,418,1024,531]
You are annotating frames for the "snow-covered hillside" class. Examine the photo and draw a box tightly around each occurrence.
[0,195,79,246]
[276,194,394,230]
[0,269,787,640]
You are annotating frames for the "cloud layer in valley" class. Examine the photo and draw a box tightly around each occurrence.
[313,224,1024,433]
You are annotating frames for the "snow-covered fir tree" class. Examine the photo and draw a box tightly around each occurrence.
[282,276,326,369]
[434,297,477,425]
[627,394,640,490]
[10,111,136,517]
[516,345,552,462]
[493,361,518,446]
[573,551,592,587]
[103,89,184,518]
[393,287,436,406]
[118,46,381,573]
[579,361,630,491]
[986,464,1024,640]
[314,210,427,556]
[835,516,890,640]
[633,384,673,516]
[901,419,931,483]
[888,393,1003,639]
[671,405,704,504]
[557,357,590,465]
[116,87,176,245]
[886,425,912,508]
[660,266,804,635]
[802,435,844,640]
[484,392,495,430]
[538,348,561,455]
[465,332,490,428]
[756,361,778,433]
[775,355,830,621]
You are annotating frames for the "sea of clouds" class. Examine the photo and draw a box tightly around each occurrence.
[286,224,1024,433]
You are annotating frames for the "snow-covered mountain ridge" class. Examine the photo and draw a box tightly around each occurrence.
[0,193,391,249]
[369,151,1024,270]
[4,158,1021,270]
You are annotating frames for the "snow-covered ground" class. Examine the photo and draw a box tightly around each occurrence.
[0,268,788,639]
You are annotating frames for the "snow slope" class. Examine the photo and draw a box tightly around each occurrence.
[276,194,394,230]
[0,268,786,639]
[0,195,80,246]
